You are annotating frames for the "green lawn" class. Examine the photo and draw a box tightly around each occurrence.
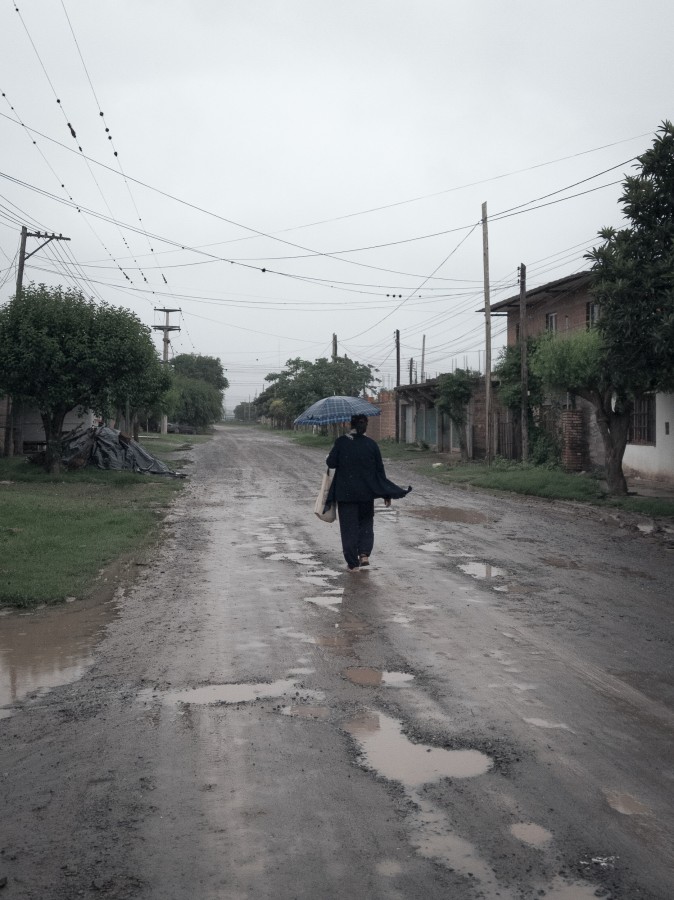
[0,442,190,607]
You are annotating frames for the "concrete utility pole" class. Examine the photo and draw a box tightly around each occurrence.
[481,202,492,465]
[519,263,529,462]
[395,329,400,443]
[420,334,426,383]
[152,308,180,435]
[4,227,71,457]
[331,333,338,362]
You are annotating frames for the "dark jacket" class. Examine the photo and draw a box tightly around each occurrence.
[326,433,411,503]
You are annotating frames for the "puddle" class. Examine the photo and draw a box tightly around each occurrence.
[410,795,510,894]
[409,507,488,524]
[458,562,506,579]
[418,541,446,553]
[541,876,600,899]
[161,679,322,706]
[344,667,415,687]
[375,859,403,877]
[299,575,332,587]
[388,614,412,626]
[304,595,342,611]
[265,552,316,565]
[510,822,553,847]
[603,789,651,816]
[523,717,572,731]
[0,596,119,712]
[343,710,492,788]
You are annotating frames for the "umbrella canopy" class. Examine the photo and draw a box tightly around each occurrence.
[294,396,381,426]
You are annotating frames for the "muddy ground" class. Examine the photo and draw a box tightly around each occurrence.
[1,425,673,899]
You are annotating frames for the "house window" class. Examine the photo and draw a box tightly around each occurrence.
[586,301,600,328]
[545,313,557,333]
[629,394,656,445]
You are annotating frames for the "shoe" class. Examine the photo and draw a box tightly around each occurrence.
[347,564,360,572]
[359,555,370,566]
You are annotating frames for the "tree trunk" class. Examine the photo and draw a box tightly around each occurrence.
[41,410,67,474]
[587,389,631,495]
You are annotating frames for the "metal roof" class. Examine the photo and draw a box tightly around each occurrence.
[489,270,593,314]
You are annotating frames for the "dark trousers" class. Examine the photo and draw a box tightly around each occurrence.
[337,500,375,568]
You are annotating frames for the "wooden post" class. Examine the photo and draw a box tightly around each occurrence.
[519,263,528,462]
[481,202,492,464]
[395,329,400,443]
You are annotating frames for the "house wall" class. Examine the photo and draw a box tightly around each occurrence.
[623,393,674,484]
[505,281,593,343]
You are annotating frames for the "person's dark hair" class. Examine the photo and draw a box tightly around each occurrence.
[350,413,368,434]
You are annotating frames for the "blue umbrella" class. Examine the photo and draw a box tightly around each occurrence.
[294,395,381,426]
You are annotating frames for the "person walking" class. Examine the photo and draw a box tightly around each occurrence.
[326,413,411,571]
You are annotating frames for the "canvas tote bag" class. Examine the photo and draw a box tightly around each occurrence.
[314,468,336,522]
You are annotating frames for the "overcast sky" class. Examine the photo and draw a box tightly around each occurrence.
[1,1,672,410]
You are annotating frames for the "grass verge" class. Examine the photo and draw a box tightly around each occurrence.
[284,427,674,519]
[0,443,190,608]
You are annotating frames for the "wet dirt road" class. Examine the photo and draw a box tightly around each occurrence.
[1,425,673,899]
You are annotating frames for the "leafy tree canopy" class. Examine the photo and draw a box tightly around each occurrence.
[172,353,229,391]
[435,368,480,461]
[494,339,545,411]
[165,374,223,429]
[258,356,378,422]
[0,284,163,468]
[588,119,674,394]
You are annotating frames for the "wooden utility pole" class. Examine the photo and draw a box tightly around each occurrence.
[481,202,492,465]
[331,333,338,362]
[420,334,426,383]
[395,329,400,442]
[4,227,71,457]
[152,308,181,434]
[519,263,529,462]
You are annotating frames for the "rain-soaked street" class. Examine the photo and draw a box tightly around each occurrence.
[1,425,673,899]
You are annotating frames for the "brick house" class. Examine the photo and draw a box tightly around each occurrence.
[491,270,674,484]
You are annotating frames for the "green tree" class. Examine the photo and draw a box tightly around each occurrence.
[234,401,256,422]
[533,121,674,494]
[588,120,674,394]
[436,368,480,461]
[171,354,229,391]
[493,339,559,465]
[0,284,163,472]
[259,356,378,423]
[165,375,223,430]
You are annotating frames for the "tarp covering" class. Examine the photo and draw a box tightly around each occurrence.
[60,426,184,477]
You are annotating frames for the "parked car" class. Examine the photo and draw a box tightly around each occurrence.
[177,423,197,434]
[167,422,180,433]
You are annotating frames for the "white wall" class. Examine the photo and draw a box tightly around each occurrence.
[624,393,674,483]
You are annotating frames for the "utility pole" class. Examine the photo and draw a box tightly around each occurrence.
[519,263,528,462]
[420,334,426,383]
[152,308,180,435]
[481,202,492,465]
[331,333,338,362]
[395,329,400,443]
[4,227,71,457]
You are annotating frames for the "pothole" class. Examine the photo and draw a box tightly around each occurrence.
[343,710,493,788]
[344,667,415,687]
[603,789,651,815]
[510,822,553,847]
[458,562,506,579]
[159,679,321,706]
